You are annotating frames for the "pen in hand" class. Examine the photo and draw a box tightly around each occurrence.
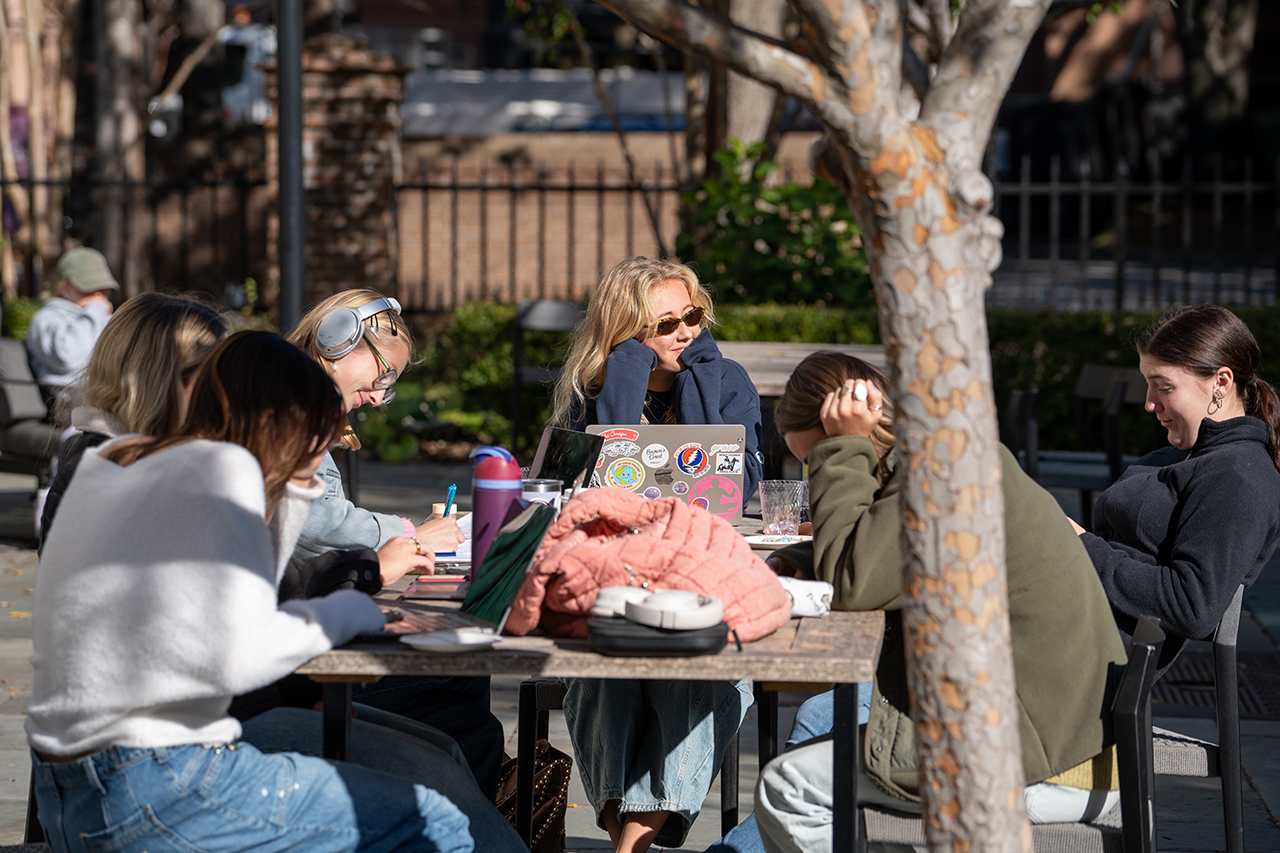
[442,483,457,518]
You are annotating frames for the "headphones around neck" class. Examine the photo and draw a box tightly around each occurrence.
[315,296,402,360]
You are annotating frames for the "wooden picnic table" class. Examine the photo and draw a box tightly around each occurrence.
[300,607,883,853]
[717,341,887,397]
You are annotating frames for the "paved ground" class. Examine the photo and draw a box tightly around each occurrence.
[0,460,1277,850]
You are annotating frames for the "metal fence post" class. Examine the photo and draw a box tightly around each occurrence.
[1113,159,1128,312]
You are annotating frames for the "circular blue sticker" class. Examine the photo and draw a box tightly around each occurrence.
[672,481,689,495]
[643,487,661,500]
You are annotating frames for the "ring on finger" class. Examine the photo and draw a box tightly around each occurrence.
[413,537,424,556]
[870,405,883,412]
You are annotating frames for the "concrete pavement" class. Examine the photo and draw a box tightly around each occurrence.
[0,460,1276,850]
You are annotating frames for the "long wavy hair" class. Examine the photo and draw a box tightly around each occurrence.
[103,331,346,518]
[76,293,228,435]
[552,256,715,426]
[774,351,896,483]
[287,288,414,451]
[1138,304,1280,471]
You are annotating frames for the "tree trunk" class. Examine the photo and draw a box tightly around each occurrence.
[51,0,83,260]
[726,0,785,146]
[0,0,28,299]
[95,0,146,294]
[594,1,1053,849]
[24,0,48,285]
[1177,0,1258,154]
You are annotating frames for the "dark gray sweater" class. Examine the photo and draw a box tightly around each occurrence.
[1081,416,1280,671]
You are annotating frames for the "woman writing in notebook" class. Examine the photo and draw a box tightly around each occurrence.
[553,255,764,500]
[551,257,760,853]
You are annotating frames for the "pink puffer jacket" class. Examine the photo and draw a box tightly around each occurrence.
[505,487,791,641]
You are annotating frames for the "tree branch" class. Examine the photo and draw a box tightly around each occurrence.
[921,0,1052,171]
[594,0,864,142]
[925,0,953,59]
[902,34,930,102]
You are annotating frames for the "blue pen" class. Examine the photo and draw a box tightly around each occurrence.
[442,483,457,518]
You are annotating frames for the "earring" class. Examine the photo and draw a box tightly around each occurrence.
[1209,392,1224,415]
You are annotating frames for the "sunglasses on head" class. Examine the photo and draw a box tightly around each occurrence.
[650,306,705,337]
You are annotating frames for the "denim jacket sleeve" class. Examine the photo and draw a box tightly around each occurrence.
[293,452,405,559]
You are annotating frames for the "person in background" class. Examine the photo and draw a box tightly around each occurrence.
[1074,304,1280,676]
[28,331,492,853]
[287,288,503,798]
[744,352,1126,853]
[25,247,119,409]
[552,255,764,500]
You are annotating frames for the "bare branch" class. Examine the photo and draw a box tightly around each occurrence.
[921,0,1053,171]
[925,0,953,57]
[864,0,903,109]
[902,35,929,102]
[595,0,867,142]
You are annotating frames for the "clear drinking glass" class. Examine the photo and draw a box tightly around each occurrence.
[759,480,806,535]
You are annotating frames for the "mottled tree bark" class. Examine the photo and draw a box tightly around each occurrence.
[595,1,1051,850]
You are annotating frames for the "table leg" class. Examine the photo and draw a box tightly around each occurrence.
[832,682,859,853]
[754,682,779,768]
[322,682,353,762]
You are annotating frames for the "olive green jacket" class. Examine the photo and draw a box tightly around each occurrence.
[779,436,1127,801]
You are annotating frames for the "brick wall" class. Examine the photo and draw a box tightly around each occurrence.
[265,33,407,306]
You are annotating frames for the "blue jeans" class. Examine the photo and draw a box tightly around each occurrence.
[32,742,476,853]
[705,685,871,853]
[239,706,523,851]
[563,678,755,849]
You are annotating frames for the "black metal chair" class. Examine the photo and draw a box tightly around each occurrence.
[855,616,1165,853]
[511,301,584,454]
[1152,584,1246,853]
[0,338,61,481]
[1006,364,1151,528]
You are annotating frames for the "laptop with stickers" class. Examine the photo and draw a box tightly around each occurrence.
[585,423,748,522]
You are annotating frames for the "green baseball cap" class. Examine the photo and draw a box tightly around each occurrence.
[56,247,119,293]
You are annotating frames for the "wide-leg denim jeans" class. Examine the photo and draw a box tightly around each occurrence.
[562,677,754,848]
[32,742,474,853]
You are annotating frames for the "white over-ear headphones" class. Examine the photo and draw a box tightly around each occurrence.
[624,590,724,631]
[315,296,403,360]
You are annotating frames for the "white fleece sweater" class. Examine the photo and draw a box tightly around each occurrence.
[26,439,386,756]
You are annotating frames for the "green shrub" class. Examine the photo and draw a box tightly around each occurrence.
[677,141,874,307]
[2,297,43,340]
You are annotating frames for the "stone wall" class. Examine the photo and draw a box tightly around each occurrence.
[265,33,407,306]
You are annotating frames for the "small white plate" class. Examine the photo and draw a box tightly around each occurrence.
[744,534,813,550]
[399,630,501,653]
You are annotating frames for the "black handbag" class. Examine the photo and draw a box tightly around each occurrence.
[586,616,730,657]
[495,739,573,853]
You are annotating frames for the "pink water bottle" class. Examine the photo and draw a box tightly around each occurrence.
[469,445,523,574]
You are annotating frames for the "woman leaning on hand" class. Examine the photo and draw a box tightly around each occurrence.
[553,255,764,499]
[1076,304,1280,675]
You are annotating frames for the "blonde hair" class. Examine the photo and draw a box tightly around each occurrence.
[288,288,415,450]
[774,352,896,483]
[552,257,714,425]
[79,293,228,436]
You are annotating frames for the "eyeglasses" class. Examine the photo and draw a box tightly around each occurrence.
[365,338,398,404]
[650,306,705,337]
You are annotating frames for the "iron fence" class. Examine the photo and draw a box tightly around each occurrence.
[0,176,270,299]
[989,155,1280,311]
[2,156,1276,314]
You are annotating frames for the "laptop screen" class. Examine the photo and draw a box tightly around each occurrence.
[460,500,557,632]
[529,427,605,493]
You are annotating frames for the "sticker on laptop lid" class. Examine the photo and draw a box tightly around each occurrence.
[675,444,710,478]
[642,443,669,467]
[715,453,744,475]
[603,440,640,458]
[606,458,645,491]
[597,428,640,441]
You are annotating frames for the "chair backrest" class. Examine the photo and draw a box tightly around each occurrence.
[1002,388,1041,481]
[0,338,49,427]
[1114,615,1165,853]
[1212,584,1245,853]
[511,301,585,453]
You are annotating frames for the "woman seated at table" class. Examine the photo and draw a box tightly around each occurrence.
[1073,305,1280,675]
[27,331,494,853]
[38,292,227,548]
[288,289,505,798]
[743,352,1127,853]
[549,256,761,853]
[552,254,764,499]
